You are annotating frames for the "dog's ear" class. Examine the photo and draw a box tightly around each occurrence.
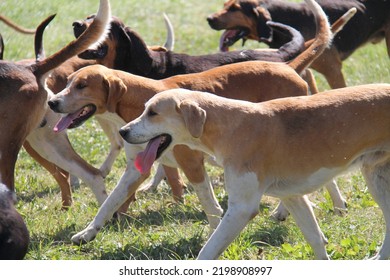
[103,75,127,112]
[253,6,272,43]
[178,100,206,138]
[124,27,154,75]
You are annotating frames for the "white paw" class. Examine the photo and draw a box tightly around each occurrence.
[71,226,99,245]
[270,202,290,221]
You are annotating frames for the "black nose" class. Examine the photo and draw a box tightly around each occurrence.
[119,128,128,139]
[72,20,83,28]
[206,16,219,29]
[48,100,59,111]
[72,21,86,38]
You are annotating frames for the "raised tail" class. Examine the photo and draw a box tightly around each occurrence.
[33,0,111,77]
[287,0,332,74]
[330,7,357,34]
[303,7,357,49]
[34,14,56,62]
[163,13,175,51]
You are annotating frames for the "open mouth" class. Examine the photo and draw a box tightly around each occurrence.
[134,134,172,174]
[53,104,96,133]
[219,28,249,52]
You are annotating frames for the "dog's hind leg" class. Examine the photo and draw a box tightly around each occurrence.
[163,165,185,202]
[311,48,346,89]
[95,116,124,178]
[23,141,73,208]
[362,161,390,260]
[281,195,329,259]
[324,179,347,215]
[139,163,166,193]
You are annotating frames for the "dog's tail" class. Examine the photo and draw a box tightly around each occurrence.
[287,0,332,74]
[303,7,357,49]
[34,14,56,62]
[163,13,175,51]
[33,0,111,77]
[0,14,35,34]
[329,8,357,35]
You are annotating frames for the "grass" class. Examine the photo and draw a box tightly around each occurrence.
[1,0,389,260]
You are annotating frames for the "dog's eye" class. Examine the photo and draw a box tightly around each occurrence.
[148,110,158,117]
[76,83,87,90]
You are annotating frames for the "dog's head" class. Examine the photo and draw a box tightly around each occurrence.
[47,64,127,132]
[73,14,163,75]
[73,14,126,69]
[207,0,272,51]
[119,89,207,174]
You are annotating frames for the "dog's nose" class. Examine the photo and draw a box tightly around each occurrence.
[206,15,214,24]
[72,20,83,28]
[119,128,128,139]
[48,100,59,111]
[206,15,219,29]
[72,21,86,38]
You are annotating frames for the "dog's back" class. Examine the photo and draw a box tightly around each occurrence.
[247,0,389,59]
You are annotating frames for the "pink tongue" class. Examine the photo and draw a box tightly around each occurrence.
[134,136,162,174]
[53,109,82,133]
[219,30,237,52]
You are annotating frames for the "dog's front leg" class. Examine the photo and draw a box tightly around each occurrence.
[197,170,263,259]
[192,174,224,231]
[281,195,329,259]
[71,165,148,244]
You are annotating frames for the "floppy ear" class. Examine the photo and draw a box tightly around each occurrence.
[253,6,272,43]
[103,76,127,112]
[178,100,206,138]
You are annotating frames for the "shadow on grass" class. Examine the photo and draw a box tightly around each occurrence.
[99,234,204,260]
[26,190,290,260]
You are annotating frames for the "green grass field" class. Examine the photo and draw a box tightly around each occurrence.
[1,0,389,260]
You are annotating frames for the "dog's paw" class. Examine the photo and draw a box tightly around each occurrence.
[334,206,348,216]
[138,181,159,193]
[71,227,99,245]
[270,202,290,221]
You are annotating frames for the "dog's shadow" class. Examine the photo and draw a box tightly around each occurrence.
[25,190,289,259]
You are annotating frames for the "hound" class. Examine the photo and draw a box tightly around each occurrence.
[47,0,350,245]
[207,0,390,89]
[120,83,390,259]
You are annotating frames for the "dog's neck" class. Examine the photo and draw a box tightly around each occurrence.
[111,70,164,122]
[193,97,263,164]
